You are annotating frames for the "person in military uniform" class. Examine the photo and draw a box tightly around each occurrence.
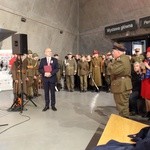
[78,55,89,92]
[32,53,41,97]
[11,55,27,101]
[86,55,92,91]
[90,50,102,92]
[108,42,132,118]
[103,52,113,92]
[54,53,63,91]
[63,52,77,92]
[131,48,145,64]
[24,50,35,98]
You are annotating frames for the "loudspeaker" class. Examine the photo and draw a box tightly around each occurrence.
[12,34,28,54]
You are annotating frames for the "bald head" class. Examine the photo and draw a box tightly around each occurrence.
[44,48,52,57]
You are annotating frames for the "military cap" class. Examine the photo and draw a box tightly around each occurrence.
[135,48,140,52]
[67,52,72,55]
[32,53,38,58]
[113,42,126,52]
[93,50,99,55]
[28,50,33,54]
[106,52,112,56]
[54,53,59,57]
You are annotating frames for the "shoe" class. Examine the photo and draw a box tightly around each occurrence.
[142,112,150,118]
[51,106,57,111]
[129,111,136,116]
[42,106,49,111]
[28,96,34,99]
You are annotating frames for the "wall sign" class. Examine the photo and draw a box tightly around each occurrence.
[139,16,150,28]
[105,20,137,35]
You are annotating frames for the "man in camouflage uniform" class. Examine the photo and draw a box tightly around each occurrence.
[108,42,132,118]
[78,55,89,92]
[63,52,77,92]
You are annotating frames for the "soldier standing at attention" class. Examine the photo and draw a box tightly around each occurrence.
[11,55,27,101]
[131,48,145,64]
[54,54,63,91]
[108,42,132,118]
[32,53,40,97]
[103,52,113,92]
[90,50,102,92]
[63,52,77,92]
[78,55,89,92]
[24,50,35,99]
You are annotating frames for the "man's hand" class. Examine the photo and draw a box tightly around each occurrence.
[44,72,51,77]
[15,80,18,83]
[34,76,37,79]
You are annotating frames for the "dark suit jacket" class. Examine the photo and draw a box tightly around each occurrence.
[39,57,59,83]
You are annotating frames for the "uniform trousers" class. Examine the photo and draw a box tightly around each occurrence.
[79,75,87,91]
[113,90,130,117]
[66,75,74,91]
[26,76,34,97]
[33,78,39,96]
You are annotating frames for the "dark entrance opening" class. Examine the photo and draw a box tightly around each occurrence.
[113,34,150,55]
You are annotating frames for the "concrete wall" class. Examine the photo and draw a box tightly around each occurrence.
[79,0,150,54]
[1,0,150,56]
[0,0,79,58]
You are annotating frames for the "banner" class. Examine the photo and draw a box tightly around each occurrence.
[105,20,137,35]
[139,16,150,28]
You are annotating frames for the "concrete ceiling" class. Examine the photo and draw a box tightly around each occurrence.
[0,28,16,42]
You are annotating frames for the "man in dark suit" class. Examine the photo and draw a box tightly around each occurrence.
[39,48,59,111]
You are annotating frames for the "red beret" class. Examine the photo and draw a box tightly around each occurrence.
[93,50,99,55]
[147,47,150,52]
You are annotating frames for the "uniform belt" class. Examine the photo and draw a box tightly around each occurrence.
[17,70,26,73]
[115,75,130,80]
[27,65,34,69]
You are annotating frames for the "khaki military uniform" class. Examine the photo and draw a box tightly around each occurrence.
[103,59,114,91]
[90,57,102,87]
[56,59,63,91]
[32,59,40,96]
[24,57,35,97]
[78,60,89,91]
[63,58,77,91]
[11,57,27,99]
[131,54,145,64]
[108,54,132,117]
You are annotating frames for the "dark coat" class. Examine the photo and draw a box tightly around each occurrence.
[93,140,134,150]
[94,127,150,150]
[38,57,59,83]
